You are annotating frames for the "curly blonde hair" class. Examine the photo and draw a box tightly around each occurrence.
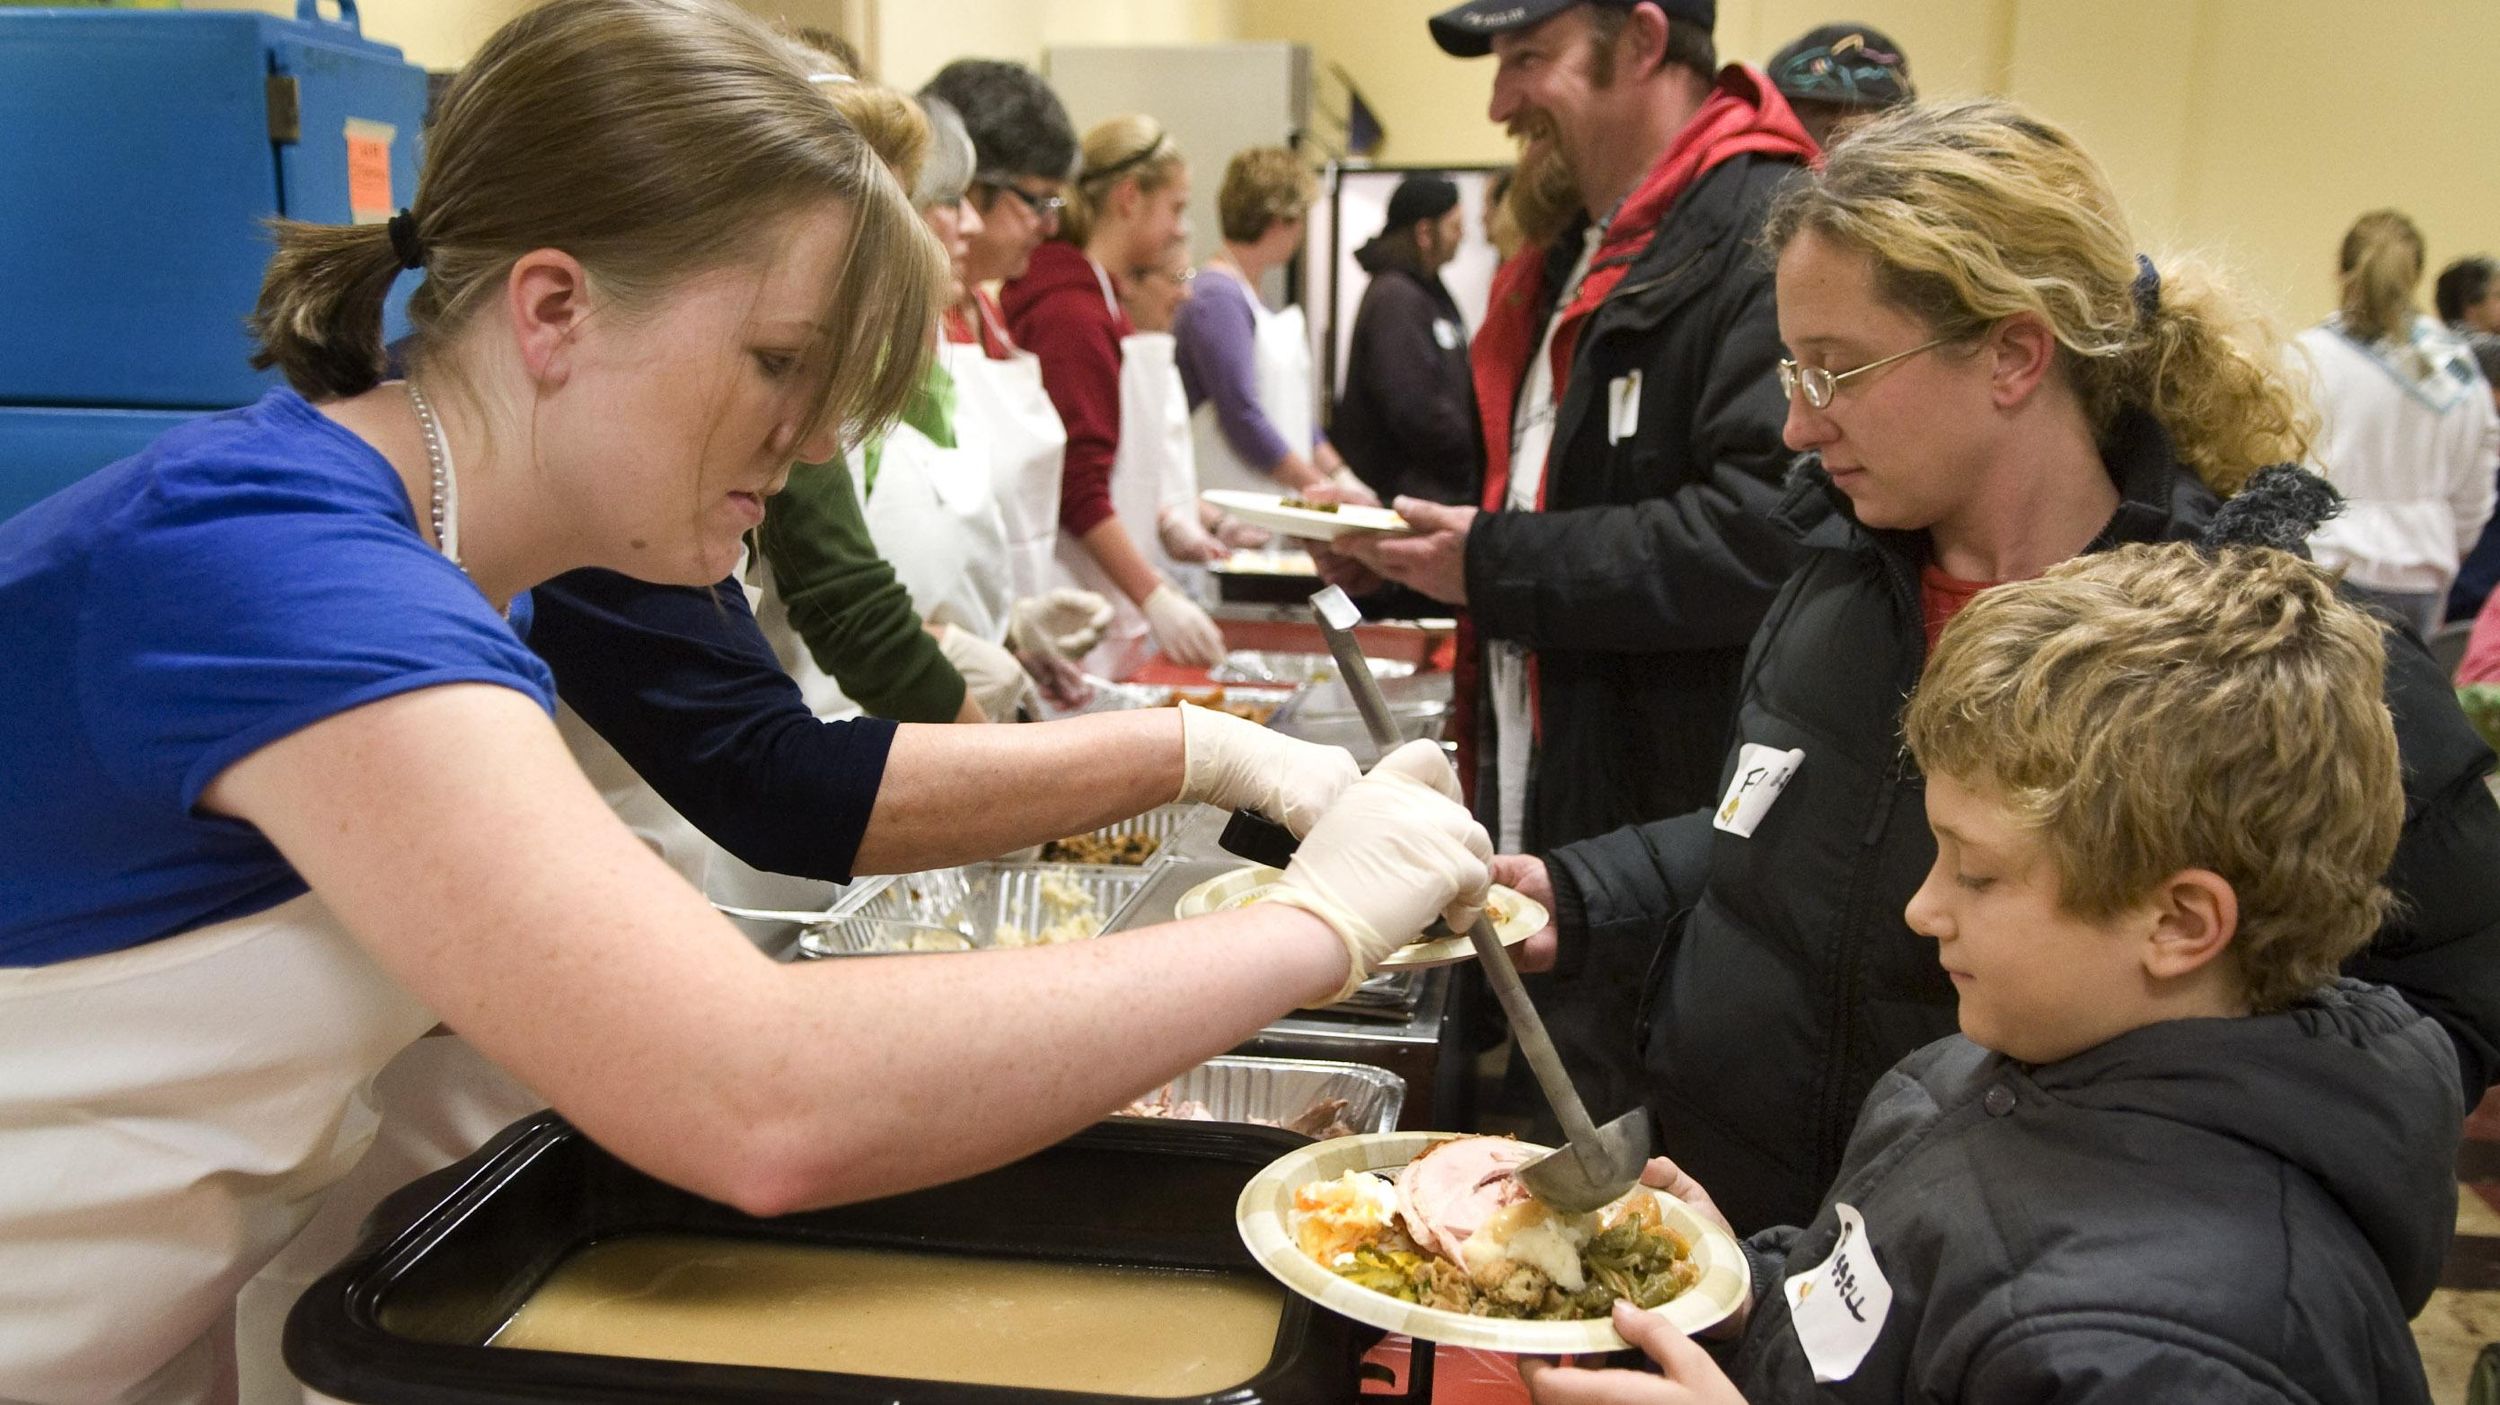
[1904,544,2401,1013]
[1765,99,2314,497]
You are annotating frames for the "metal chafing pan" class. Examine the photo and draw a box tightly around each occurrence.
[1117,1055,1405,1137]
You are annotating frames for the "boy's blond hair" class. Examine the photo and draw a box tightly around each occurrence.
[1903,544,2402,1012]
[1217,146,1314,244]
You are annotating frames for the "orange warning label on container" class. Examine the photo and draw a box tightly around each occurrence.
[344,118,398,225]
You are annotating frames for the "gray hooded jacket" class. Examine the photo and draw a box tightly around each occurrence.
[1732,981,2460,1402]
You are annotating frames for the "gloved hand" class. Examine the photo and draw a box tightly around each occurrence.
[1210,500,1274,550]
[1016,647,1093,711]
[1176,702,1360,836]
[1261,740,1492,1004]
[1157,503,1229,564]
[1007,589,1115,659]
[933,623,1032,722]
[1143,582,1225,668]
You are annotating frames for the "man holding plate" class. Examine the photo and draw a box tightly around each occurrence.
[1321,0,1815,1129]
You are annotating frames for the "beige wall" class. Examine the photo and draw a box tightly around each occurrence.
[213,0,2498,326]
[186,0,530,71]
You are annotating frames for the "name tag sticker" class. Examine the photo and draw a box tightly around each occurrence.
[1607,370,1643,444]
[1713,742,1804,837]
[1783,1202,1893,1382]
[1433,318,1463,351]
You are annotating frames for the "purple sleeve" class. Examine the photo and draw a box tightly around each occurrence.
[1174,272,1292,472]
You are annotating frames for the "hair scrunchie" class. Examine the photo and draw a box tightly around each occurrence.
[2131,252,2161,320]
[387,209,426,271]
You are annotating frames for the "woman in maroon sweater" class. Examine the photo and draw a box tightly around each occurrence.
[1002,114,1225,670]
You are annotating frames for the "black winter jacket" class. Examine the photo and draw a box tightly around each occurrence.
[1334,249,1478,507]
[1732,982,2458,1403]
[1463,151,1803,853]
[1548,410,2500,1231]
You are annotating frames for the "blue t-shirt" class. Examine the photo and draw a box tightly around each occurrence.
[0,390,555,965]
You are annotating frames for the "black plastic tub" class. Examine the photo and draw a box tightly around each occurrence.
[286,1114,1408,1404]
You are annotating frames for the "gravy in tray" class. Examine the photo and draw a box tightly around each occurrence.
[491,1234,1284,1397]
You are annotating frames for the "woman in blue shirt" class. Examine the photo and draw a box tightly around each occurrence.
[0,3,1490,1397]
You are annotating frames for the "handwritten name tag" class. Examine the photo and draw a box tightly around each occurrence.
[1783,1202,1893,1382]
[1712,742,1804,837]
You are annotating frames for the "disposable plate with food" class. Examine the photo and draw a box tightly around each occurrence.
[1236,1132,1750,1354]
[1200,489,1412,541]
[1173,867,1546,970]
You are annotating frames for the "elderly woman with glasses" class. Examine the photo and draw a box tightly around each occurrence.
[1487,97,2500,1252]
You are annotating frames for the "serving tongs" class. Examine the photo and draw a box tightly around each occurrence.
[1310,585,1652,1215]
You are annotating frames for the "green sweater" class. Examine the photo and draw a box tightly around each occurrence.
[753,363,967,723]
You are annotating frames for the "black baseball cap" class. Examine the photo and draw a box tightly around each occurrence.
[1429,0,1715,59]
[1766,23,1915,108]
[1385,175,1462,231]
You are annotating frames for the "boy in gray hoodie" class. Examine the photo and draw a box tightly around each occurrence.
[1524,543,2462,1404]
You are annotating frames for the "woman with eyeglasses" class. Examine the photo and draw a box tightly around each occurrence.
[1003,114,1228,676]
[1486,97,2500,1241]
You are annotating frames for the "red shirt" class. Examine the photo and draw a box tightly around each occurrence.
[1920,563,2006,656]
[999,242,1131,537]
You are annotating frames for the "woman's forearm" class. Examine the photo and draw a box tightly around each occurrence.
[1079,516,1168,605]
[851,710,1185,872]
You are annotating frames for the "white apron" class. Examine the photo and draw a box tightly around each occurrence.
[1191,263,1317,496]
[859,345,1014,646]
[231,702,743,1405]
[0,892,438,1405]
[950,296,1069,602]
[1051,267,1200,680]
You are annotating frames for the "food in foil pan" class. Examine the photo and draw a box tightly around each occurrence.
[1038,831,1162,866]
[1123,1086,1360,1141]
[989,875,1106,947]
[1160,687,1282,725]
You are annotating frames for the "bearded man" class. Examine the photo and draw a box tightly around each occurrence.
[1327,0,1816,1128]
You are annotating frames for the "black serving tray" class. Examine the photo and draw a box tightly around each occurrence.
[286,1114,1418,1404]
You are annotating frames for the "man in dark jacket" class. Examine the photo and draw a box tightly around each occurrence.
[1332,0,1817,1124]
[1538,434,2500,1232]
[1335,174,1479,507]
[1525,546,2458,1404]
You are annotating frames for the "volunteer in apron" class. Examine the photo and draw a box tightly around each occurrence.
[1122,239,1255,596]
[0,10,1490,1399]
[1002,114,1229,675]
[1176,146,1373,504]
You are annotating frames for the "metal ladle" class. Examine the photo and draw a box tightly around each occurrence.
[1309,586,1651,1214]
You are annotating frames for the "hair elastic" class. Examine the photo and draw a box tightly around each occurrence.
[2132,253,2162,320]
[387,209,426,271]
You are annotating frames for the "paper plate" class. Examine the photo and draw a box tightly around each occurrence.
[1236,1132,1750,1354]
[1201,489,1411,541]
[1174,867,1546,970]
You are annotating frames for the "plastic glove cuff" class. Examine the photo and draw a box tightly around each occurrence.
[1256,888,1376,1007]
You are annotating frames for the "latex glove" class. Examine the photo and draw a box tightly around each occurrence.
[1017,648,1093,711]
[1007,589,1115,659]
[1175,702,1360,837]
[933,624,1032,722]
[1156,503,1229,564]
[1213,511,1274,550]
[1261,740,1492,1004]
[1143,582,1225,668]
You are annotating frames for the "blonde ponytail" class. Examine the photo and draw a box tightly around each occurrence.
[2336,209,2424,346]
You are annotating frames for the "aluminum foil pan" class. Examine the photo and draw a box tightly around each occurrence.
[797,863,1149,958]
[1116,1055,1405,1137]
[1210,651,1417,687]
